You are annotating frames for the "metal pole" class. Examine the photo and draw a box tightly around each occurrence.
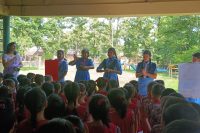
[3,16,10,53]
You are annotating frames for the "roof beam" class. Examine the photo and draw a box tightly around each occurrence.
[4,0,200,16]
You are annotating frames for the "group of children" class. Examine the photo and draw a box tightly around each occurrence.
[0,71,200,133]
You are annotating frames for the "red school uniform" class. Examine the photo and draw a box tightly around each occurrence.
[77,103,89,122]
[109,108,136,133]
[16,119,48,133]
[96,90,108,96]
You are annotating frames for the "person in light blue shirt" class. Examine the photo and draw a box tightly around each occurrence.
[97,47,122,85]
[57,50,68,82]
[136,50,157,96]
[69,49,94,82]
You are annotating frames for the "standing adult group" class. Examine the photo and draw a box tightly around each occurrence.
[57,47,123,85]
[56,47,158,96]
[2,42,159,96]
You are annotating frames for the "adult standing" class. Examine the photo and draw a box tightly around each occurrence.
[2,42,22,78]
[192,52,200,63]
[135,50,157,96]
[69,48,94,82]
[97,47,122,85]
[57,50,68,82]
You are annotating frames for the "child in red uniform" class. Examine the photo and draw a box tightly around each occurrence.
[77,83,89,122]
[86,94,120,133]
[0,85,15,133]
[148,84,164,125]
[44,94,66,120]
[16,86,31,123]
[108,89,136,133]
[64,82,80,116]
[96,77,108,96]
[16,87,48,133]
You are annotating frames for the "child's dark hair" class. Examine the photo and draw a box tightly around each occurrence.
[96,77,107,89]
[89,94,110,127]
[3,74,14,79]
[152,83,165,98]
[41,82,54,97]
[108,89,128,118]
[64,82,80,105]
[44,75,53,82]
[161,88,176,98]
[87,80,97,96]
[65,115,85,133]
[44,94,66,120]
[108,79,119,89]
[17,74,27,84]
[16,86,31,122]
[191,102,200,116]
[155,79,165,87]
[163,103,200,126]
[163,119,200,133]
[123,83,136,100]
[0,85,9,97]
[24,87,47,128]
[168,92,184,99]
[34,74,44,86]
[18,77,31,87]
[37,118,75,133]
[0,91,15,133]
[147,81,158,96]
[53,82,61,94]
[3,78,15,87]
[27,72,35,83]
[129,80,138,93]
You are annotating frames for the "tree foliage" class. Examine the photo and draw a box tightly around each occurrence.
[10,16,200,66]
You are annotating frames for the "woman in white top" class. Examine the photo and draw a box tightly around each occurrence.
[2,42,22,78]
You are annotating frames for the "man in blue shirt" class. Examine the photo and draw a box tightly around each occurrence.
[57,50,68,82]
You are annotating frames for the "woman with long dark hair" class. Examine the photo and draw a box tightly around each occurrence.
[135,50,157,96]
[97,47,122,85]
[2,42,22,78]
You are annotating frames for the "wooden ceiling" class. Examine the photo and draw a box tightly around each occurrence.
[1,0,200,16]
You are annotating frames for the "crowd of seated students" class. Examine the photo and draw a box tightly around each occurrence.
[0,72,200,133]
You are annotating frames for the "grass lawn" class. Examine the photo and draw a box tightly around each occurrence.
[157,73,178,91]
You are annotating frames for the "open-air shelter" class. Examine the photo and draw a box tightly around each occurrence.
[1,0,200,52]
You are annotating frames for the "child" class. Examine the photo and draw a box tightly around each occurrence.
[69,48,94,82]
[162,103,200,126]
[41,82,54,97]
[77,83,89,121]
[162,119,200,133]
[86,94,120,133]
[44,94,66,120]
[108,89,136,133]
[0,85,15,133]
[34,74,44,87]
[27,73,35,83]
[16,87,48,133]
[64,82,80,116]
[148,84,164,128]
[16,86,31,123]
[37,118,75,133]
[97,47,122,85]
[96,77,108,96]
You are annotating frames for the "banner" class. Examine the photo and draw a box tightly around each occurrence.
[45,59,59,81]
[178,63,200,98]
